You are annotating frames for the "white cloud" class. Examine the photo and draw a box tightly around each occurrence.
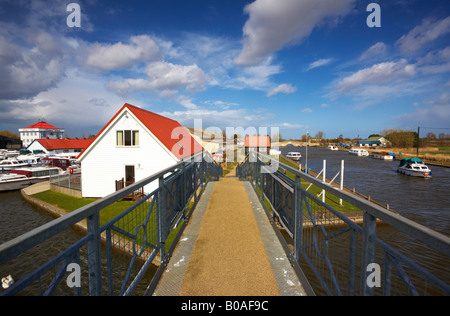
[267,83,297,97]
[359,42,387,61]
[0,69,125,129]
[276,122,306,129]
[176,95,198,110]
[159,108,270,130]
[84,35,161,71]
[108,61,210,96]
[230,56,282,91]
[235,0,356,66]
[335,59,416,95]
[301,108,313,113]
[394,93,450,127]
[306,58,334,71]
[396,16,450,54]
[0,30,68,100]
[145,61,209,92]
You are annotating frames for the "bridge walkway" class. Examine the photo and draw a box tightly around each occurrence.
[153,166,307,296]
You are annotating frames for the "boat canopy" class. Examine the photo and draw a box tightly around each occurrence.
[399,157,423,166]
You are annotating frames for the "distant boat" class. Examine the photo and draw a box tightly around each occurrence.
[372,151,393,160]
[0,159,29,171]
[397,158,432,178]
[286,152,302,161]
[349,149,369,157]
[328,145,338,151]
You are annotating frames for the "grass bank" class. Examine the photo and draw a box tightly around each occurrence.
[32,190,192,252]
[33,190,135,227]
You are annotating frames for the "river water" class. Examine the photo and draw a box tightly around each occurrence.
[0,148,449,295]
[281,147,450,235]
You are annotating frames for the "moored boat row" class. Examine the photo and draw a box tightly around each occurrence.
[0,167,65,192]
[0,156,81,192]
[284,145,434,179]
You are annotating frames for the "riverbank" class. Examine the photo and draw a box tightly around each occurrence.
[334,146,450,168]
[20,181,88,232]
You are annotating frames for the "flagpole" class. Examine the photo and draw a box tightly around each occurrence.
[305,131,309,174]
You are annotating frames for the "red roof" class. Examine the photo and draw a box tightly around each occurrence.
[245,136,271,148]
[78,103,203,160]
[34,138,94,150]
[25,122,60,130]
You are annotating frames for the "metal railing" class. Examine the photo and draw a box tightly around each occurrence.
[237,152,450,296]
[0,152,222,296]
[50,173,82,191]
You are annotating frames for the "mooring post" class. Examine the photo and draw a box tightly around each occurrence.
[322,160,326,203]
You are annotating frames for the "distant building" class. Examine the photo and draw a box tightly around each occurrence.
[77,103,204,198]
[27,138,94,156]
[357,139,382,147]
[357,136,390,147]
[244,136,271,155]
[19,122,64,148]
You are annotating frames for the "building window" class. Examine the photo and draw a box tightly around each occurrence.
[117,130,139,147]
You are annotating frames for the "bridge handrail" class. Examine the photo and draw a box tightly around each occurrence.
[0,151,222,296]
[237,152,450,295]
[256,152,450,257]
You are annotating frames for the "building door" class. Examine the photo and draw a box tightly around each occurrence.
[125,165,135,186]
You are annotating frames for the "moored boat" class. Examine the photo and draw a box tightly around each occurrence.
[397,158,432,178]
[349,148,369,157]
[0,159,30,171]
[286,152,302,161]
[0,167,64,192]
[328,145,338,151]
[372,151,394,160]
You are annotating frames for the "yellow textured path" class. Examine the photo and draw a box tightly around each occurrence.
[178,174,280,296]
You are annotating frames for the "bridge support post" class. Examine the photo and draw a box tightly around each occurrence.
[294,174,302,261]
[86,211,102,296]
[361,211,377,296]
[158,176,168,262]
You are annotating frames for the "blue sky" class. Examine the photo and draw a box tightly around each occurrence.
[1,0,449,140]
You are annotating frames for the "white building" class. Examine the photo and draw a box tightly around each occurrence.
[77,103,204,198]
[19,122,64,148]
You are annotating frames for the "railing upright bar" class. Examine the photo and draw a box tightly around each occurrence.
[360,211,377,296]
[294,174,301,262]
[157,176,167,262]
[348,228,358,296]
[86,211,102,296]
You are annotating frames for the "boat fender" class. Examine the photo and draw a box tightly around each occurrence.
[69,168,74,175]
[1,275,14,289]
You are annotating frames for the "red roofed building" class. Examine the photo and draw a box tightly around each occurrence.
[27,138,94,156]
[78,103,204,198]
[244,136,271,155]
[19,121,64,148]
